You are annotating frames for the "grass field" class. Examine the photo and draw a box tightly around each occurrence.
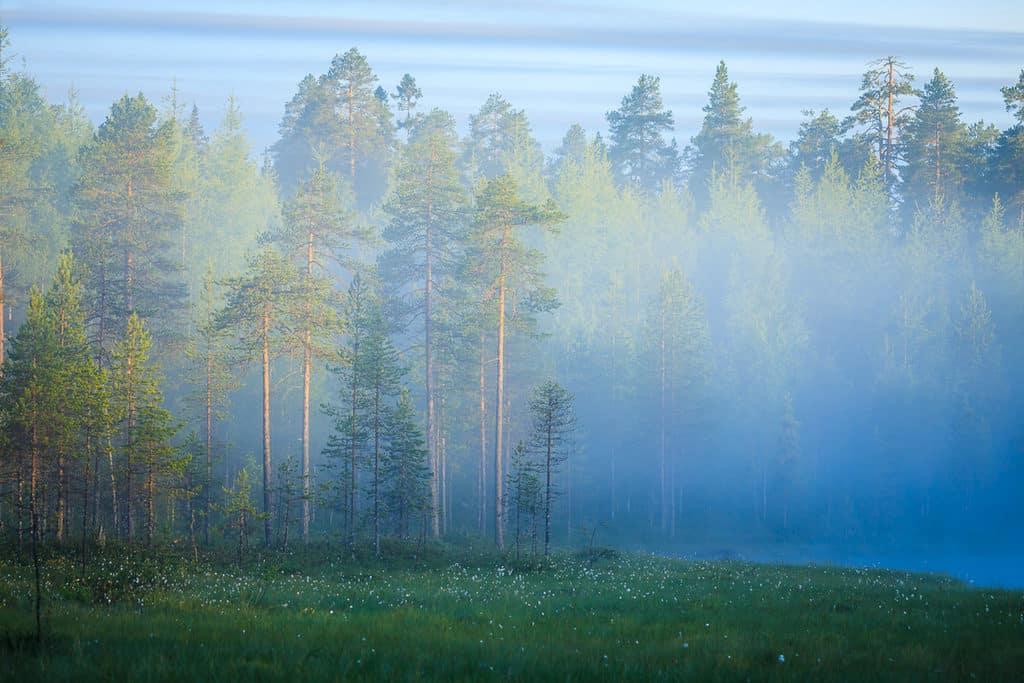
[0,542,1021,681]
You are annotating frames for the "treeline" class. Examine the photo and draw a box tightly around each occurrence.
[1,21,1022,555]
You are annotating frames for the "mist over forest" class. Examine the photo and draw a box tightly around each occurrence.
[2,19,1023,587]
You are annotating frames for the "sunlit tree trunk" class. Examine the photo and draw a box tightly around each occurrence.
[493,221,509,550]
[302,233,313,544]
[261,308,272,547]
[478,335,487,534]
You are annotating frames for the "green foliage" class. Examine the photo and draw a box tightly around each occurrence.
[688,61,783,205]
[605,74,680,192]
[902,69,967,208]
[73,93,187,351]
[109,314,181,544]
[382,390,431,538]
[182,97,279,301]
[273,47,393,205]
[391,73,423,132]
[846,56,916,188]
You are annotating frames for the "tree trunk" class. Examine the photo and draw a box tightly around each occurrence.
[204,352,213,545]
[426,214,439,538]
[348,83,356,182]
[478,336,487,534]
[56,456,66,543]
[125,355,135,543]
[146,462,155,546]
[659,307,667,533]
[544,416,553,557]
[302,232,314,544]
[493,223,509,550]
[261,309,272,548]
[373,384,381,557]
[349,336,359,548]
[885,59,894,185]
[0,249,5,366]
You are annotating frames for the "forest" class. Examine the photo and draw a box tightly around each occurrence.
[3,14,1024,678]
[2,20,1023,561]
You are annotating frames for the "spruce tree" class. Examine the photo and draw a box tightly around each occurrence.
[688,61,782,206]
[322,274,373,547]
[526,380,575,556]
[108,314,179,545]
[382,389,430,540]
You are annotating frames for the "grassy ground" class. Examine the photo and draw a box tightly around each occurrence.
[0,541,1021,681]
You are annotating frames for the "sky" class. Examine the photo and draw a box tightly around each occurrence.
[4,1,1023,154]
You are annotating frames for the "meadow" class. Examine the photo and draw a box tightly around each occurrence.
[0,542,1021,681]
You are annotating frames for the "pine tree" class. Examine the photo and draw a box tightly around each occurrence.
[73,94,187,356]
[184,265,237,545]
[392,73,423,132]
[0,60,59,364]
[903,69,966,207]
[325,47,393,204]
[268,163,362,542]
[186,97,278,301]
[467,175,564,549]
[461,93,542,185]
[847,56,916,191]
[273,49,392,204]
[217,248,297,547]
[1001,70,1024,125]
[988,71,1024,218]
[605,75,679,192]
[645,268,710,535]
[551,123,589,176]
[380,109,467,537]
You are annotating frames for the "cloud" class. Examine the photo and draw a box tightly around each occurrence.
[7,7,1023,61]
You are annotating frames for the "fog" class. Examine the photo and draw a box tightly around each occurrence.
[1,10,1022,588]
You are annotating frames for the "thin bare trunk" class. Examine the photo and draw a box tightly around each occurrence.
[205,352,212,545]
[349,335,359,548]
[0,249,5,366]
[659,308,667,532]
[544,416,552,557]
[493,223,508,550]
[478,335,486,534]
[373,385,381,557]
[302,233,313,543]
[261,310,272,547]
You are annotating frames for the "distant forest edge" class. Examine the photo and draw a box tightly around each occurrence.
[1,21,1023,558]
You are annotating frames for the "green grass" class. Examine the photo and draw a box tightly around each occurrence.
[0,541,1021,681]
